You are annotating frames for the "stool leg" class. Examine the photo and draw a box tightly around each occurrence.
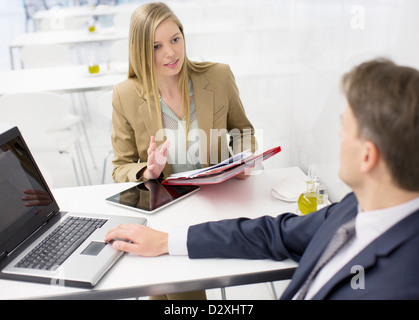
[220,287,227,300]
[270,282,278,300]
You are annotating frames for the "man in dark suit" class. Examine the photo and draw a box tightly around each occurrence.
[105,58,419,299]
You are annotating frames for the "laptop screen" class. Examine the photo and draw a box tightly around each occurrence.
[0,127,59,256]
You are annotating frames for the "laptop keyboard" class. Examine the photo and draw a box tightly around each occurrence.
[15,216,107,271]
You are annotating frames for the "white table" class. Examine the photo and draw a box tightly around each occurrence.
[0,167,303,300]
[9,27,128,69]
[0,63,126,96]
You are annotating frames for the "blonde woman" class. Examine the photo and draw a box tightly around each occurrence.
[110,2,256,299]
[111,2,256,184]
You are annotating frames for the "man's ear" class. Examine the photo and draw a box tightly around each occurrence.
[360,140,380,173]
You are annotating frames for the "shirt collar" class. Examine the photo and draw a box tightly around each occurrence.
[356,196,419,240]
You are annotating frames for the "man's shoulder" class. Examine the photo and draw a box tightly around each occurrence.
[339,192,357,204]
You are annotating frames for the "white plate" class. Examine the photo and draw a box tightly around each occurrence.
[271,175,306,202]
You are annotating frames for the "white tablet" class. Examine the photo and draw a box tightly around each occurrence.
[106,180,199,214]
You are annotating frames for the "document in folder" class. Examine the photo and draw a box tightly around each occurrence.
[162,146,281,185]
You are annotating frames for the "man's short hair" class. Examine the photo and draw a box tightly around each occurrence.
[342,58,419,191]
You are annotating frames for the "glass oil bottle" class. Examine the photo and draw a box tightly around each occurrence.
[298,167,318,215]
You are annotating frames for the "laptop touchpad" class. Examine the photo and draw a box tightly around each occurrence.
[81,241,107,256]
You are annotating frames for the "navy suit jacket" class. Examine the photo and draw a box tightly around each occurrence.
[187,193,419,299]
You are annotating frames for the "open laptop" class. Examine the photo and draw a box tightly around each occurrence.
[0,126,147,288]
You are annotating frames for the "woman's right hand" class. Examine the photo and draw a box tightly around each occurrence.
[143,136,170,180]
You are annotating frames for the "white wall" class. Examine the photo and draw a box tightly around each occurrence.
[0,1,25,70]
[173,0,419,201]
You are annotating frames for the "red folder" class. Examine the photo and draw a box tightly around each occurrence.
[162,146,281,185]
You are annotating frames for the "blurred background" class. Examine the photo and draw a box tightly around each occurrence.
[1,0,418,201]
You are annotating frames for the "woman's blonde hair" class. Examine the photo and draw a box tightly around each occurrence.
[128,2,214,131]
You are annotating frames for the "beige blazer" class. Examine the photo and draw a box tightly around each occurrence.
[111,63,256,183]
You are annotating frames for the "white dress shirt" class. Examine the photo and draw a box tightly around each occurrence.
[168,225,189,256]
[300,195,419,299]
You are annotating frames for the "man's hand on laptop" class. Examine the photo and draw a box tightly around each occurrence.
[105,224,169,257]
